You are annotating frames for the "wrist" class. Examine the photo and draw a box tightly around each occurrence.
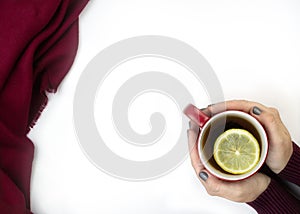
[247,177,300,213]
[275,141,293,174]
[257,174,271,200]
[278,142,300,185]
[247,173,271,202]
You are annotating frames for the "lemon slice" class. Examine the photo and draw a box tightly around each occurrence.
[213,129,260,175]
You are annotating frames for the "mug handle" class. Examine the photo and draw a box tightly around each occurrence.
[183,104,210,128]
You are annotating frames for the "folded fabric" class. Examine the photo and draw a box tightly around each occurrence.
[0,0,89,213]
[247,142,300,213]
[279,142,300,186]
[247,177,300,214]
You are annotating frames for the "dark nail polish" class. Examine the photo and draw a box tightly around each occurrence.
[253,106,262,115]
[189,121,192,128]
[199,171,208,181]
[200,107,207,111]
[208,103,214,107]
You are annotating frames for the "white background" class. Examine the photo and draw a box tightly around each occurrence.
[29,0,300,213]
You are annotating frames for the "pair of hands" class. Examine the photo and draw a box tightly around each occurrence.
[187,100,293,202]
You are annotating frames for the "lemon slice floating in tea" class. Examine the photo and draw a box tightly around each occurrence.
[213,129,260,175]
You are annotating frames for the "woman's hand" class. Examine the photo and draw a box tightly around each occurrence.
[206,100,293,174]
[188,120,271,202]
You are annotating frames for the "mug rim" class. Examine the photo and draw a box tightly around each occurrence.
[198,110,268,181]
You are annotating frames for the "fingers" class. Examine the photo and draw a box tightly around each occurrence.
[207,100,269,115]
[187,121,203,175]
[187,121,239,201]
[189,120,199,132]
[205,100,287,138]
[249,106,283,134]
[198,170,223,196]
[249,106,291,146]
[187,120,227,197]
[199,171,271,203]
[249,106,292,173]
[205,100,289,141]
[198,170,244,202]
[199,170,240,200]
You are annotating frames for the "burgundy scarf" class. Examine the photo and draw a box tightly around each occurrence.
[0,0,89,213]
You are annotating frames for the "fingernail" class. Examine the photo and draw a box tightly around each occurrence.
[189,121,192,128]
[199,171,208,181]
[253,106,262,115]
[200,107,206,111]
[208,103,214,107]
[187,129,189,138]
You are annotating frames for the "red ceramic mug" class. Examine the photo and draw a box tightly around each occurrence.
[184,104,268,181]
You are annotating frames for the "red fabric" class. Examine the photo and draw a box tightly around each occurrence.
[247,178,300,214]
[247,142,300,213]
[279,142,300,186]
[0,0,89,213]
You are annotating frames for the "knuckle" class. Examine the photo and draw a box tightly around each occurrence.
[190,160,195,168]
[206,183,220,196]
[231,186,250,202]
[239,99,249,106]
[234,188,244,198]
[234,198,244,203]
[264,112,276,124]
[269,107,279,115]
[248,194,258,202]
[206,188,216,196]
[191,160,198,170]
